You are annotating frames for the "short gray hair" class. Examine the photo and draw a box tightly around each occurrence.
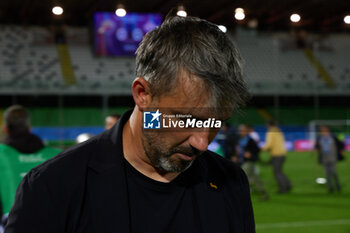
[136,16,250,110]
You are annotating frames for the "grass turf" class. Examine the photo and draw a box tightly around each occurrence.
[251,151,350,233]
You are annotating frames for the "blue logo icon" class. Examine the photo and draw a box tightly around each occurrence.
[143,109,162,129]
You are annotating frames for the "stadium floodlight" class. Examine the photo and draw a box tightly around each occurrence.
[177,6,187,17]
[234,8,245,21]
[248,19,258,29]
[290,13,301,23]
[235,12,245,21]
[177,10,187,17]
[218,25,227,33]
[235,8,244,13]
[52,6,64,16]
[344,15,350,24]
[115,5,127,17]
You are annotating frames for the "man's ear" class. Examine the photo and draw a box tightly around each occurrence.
[131,77,153,111]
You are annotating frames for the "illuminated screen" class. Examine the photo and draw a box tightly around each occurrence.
[94,12,162,56]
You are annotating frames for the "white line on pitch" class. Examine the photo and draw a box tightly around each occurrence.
[256,219,350,229]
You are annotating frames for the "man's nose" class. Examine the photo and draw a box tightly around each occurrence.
[188,131,209,152]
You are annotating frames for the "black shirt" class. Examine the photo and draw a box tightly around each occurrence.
[124,157,202,233]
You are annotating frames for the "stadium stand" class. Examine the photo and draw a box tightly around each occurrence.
[0,26,135,95]
[312,35,350,89]
[69,45,135,93]
[235,28,350,95]
[1,26,350,96]
[0,26,64,92]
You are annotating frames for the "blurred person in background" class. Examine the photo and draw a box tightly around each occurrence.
[105,113,120,130]
[248,125,260,143]
[217,122,238,161]
[0,105,61,227]
[262,120,292,194]
[315,125,344,193]
[1,105,43,154]
[236,124,268,201]
[5,16,254,233]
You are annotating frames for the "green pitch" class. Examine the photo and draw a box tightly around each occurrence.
[252,151,350,233]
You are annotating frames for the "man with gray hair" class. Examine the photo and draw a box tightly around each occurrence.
[5,16,254,233]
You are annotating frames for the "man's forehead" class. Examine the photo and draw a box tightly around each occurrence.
[153,70,233,118]
[157,72,210,106]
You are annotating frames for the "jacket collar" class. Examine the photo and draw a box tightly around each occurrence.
[84,109,133,232]
[87,109,133,173]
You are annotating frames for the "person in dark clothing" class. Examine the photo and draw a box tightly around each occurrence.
[217,122,238,161]
[2,105,44,154]
[236,124,268,201]
[315,125,344,193]
[5,16,254,233]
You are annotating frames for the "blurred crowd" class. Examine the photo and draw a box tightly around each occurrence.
[216,120,345,200]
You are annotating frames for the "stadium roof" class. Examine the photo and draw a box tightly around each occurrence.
[0,0,349,32]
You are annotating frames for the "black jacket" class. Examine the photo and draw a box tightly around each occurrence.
[242,137,260,162]
[5,110,255,233]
